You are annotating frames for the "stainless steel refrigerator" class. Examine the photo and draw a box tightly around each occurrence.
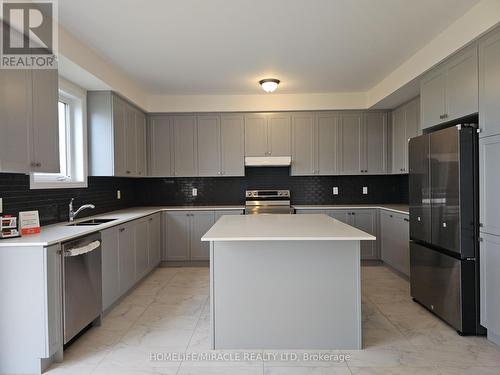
[409,124,485,335]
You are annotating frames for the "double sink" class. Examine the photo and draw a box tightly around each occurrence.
[67,218,117,226]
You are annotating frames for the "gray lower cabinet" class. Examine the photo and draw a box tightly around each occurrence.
[479,135,500,236]
[349,210,378,260]
[148,116,173,176]
[118,222,136,294]
[380,210,410,276]
[148,213,162,269]
[173,116,198,177]
[101,226,120,311]
[0,68,59,173]
[101,214,162,311]
[215,210,244,222]
[479,27,500,138]
[135,218,149,280]
[0,244,63,374]
[297,208,377,259]
[479,233,500,339]
[165,210,240,262]
[165,212,191,261]
[190,211,216,260]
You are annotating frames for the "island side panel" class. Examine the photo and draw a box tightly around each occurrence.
[211,240,361,350]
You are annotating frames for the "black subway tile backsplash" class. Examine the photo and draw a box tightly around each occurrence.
[0,174,136,225]
[0,168,408,226]
[135,167,409,206]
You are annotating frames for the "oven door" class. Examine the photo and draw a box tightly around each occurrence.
[245,206,295,215]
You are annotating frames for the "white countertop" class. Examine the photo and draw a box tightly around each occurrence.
[202,214,376,241]
[293,204,409,215]
[0,205,244,247]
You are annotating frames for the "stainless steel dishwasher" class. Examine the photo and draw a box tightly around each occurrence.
[62,233,102,344]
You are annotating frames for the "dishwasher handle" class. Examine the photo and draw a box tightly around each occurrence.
[64,240,101,257]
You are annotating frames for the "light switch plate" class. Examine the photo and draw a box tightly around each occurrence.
[192,188,198,197]
[333,187,338,195]
[117,190,121,200]
[0,198,3,213]
[362,187,368,195]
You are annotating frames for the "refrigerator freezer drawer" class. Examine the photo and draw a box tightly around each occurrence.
[410,242,462,330]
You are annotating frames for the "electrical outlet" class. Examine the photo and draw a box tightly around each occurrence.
[363,187,368,195]
[332,187,339,195]
[192,188,198,197]
[117,190,121,200]
[0,198,3,213]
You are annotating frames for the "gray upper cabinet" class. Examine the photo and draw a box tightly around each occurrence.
[421,67,446,129]
[392,97,420,174]
[338,113,363,175]
[220,114,244,176]
[148,116,173,177]
[88,91,147,177]
[31,70,60,173]
[135,110,147,176]
[268,113,291,156]
[173,116,198,177]
[291,112,338,176]
[317,113,338,175]
[291,113,315,175]
[124,105,137,176]
[112,95,127,176]
[421,45,478,130]
[392,106,407,174]
[0,68,59,173]
[245,113,268,156]
[479,27,500,138]
[198,114,244,177]
[363,112,387,174]
[479,135,500,237]
[197,115,220,177]
[245,113,291,156]
[0,69,32,173]
[190,211,215,261]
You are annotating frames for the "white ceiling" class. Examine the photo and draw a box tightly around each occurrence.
[58,0,480,96]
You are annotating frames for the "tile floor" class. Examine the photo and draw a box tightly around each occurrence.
[47,264,500,375]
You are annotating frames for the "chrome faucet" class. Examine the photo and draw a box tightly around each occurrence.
[69,198,95,222]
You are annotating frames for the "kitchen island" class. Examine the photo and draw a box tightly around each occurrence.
[201,213,375,350]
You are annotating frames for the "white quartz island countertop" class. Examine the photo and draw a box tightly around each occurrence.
[202,213,376,241]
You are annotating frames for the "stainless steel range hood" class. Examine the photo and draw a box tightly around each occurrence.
[244,156,291,167]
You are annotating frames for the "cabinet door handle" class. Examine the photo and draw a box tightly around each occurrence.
[36,162,41,167]
[126,170,131,174]
[119,228,125,232]
[31,162,37,167]
[404,218,409,222]
[148,218,153,222]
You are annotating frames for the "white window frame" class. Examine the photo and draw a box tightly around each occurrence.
[30,78,88,189]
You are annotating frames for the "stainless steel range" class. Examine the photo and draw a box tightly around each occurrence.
[245,189,294,214]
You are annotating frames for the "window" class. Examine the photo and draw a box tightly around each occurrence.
[30,79,88,189]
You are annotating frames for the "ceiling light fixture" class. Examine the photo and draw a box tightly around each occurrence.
[259,78,280,93]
